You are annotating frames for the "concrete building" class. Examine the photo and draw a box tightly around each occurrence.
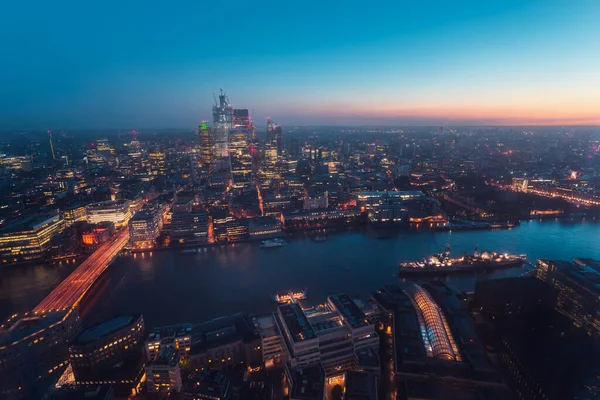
[129,210,162,249]
[145,347,183,394]
[145,324,192,362]
[253,315,284,367]
[86,200,133,228]
[170,210,209,244]
[275,294,378,379]
[0,310,82,400]
[0,212,65,263]
[69,315,145,396]
[188,313,261,371]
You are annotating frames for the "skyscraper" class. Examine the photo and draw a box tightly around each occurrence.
[266,118,283,164]
[212,89,233,159]
[48,130,56,160]
[199,121,213,170]
[229,131,253,188]
[233,109,251,130]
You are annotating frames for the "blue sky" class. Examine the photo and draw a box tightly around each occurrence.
[1,0,599,129]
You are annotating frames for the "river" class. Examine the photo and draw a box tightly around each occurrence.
[1,219,599,328]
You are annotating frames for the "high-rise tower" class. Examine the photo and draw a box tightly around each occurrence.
[48,130,56,160]
[266,118,283,164]
[199,121,214,170]
[229,130,252,188]
[212,89,233,159]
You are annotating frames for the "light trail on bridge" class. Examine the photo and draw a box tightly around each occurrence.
[34,228,130,313]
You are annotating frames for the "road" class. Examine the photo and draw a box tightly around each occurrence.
[34,228,130,313]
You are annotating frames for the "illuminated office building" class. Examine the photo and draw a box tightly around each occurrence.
[86,200,133,228]
[0,212,65,263]
[129,210,162,248]
[149,150,166,176]
[199,121,214,170]
[145,347,183,394]
[69,315,145,396]
[62,203,87,226]
[0,310,82,400]
[274,294,378,377]
[265,118,282,165]
[229,130,253,188]
[145,324,192,362]
[233,109,251,130]
[212,89,233,158]
[170,210,208,244]
[536,258,600,337]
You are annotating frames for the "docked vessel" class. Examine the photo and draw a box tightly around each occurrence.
[271,290,308,304]
[181,248,198,254]
[260,238,285,248]
[399,245,525,276]
[311,235,327,242]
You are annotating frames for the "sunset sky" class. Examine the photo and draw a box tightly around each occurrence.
[1,0,599,129]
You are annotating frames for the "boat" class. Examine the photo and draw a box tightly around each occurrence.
[271,290,308,304]
[261,238,285,248]
[311,235,327,242]
[181,248,198,254]
[399,245,526,276]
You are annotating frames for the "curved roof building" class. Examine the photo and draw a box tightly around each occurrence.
[404,284,461,361]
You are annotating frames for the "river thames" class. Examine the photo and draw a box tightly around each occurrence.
[1,219,599,327]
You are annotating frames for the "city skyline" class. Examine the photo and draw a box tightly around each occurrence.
[1,1,599,130]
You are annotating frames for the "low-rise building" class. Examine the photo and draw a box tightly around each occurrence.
[145,324,192,361]
[145,347,183,394]
[253,314,284,367]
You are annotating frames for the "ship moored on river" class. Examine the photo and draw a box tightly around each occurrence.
[399,245,526,276]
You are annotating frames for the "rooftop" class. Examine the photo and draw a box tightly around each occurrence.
[328,293,369,329]
[74,315,137,345]
[278,303,315,342]
[147,323,192,341]
[344,371,378,400]
[290,364,325,400]
[0,212,60,234]
[0,310,69,346]
[150,346,179,366]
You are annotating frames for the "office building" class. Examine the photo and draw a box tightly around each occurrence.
[233,109,251,131]
[275,294,378,379]
[188,369,231,400]
[199,121,214,170]
[188,313,261,371]
[212,89,233,159]
[287,364,325,400]
[129,210,162,248]
[536,258,600,337]
[86,200,133,228]
[69,315,145,396]
[229,130,253,188]
[474,275,600,400]
[62,203,87,226]
[248,216,282,239]
[0,310,82,400]
[170,210,209,244]
[145,347,183,394]
[145,324,193,362]
[0,212,65,263]
[253,315,284,367]
[266,118,283,164]
[149,150,166,176]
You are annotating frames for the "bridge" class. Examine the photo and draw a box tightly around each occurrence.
[34,228,130,313]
